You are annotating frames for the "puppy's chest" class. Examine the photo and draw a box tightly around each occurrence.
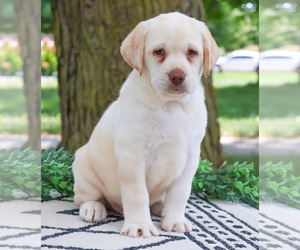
[142,105,195,178]
[142,104,192,146]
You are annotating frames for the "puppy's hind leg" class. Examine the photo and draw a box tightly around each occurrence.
[73,147,107,223]
[150,200,164,217]
[149,192,166,217]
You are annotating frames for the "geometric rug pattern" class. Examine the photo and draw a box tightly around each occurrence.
[41,194,259,249]
[0,197,41,249]
[259,203,300,250]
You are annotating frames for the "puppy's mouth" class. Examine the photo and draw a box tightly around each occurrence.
[167,85,189,95]
[169,88,186,94]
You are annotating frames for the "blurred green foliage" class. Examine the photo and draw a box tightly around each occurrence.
[0,0,259,52]
[0,43,22,75]
[260,162,300,210]
[0,0,52,33]
[41,43,57,75]
[6,1,300,52]
[260,0,300,51]
[0,0,17,33]
[41,0,53,33]
[0,148,40,199]
[203,0,258,52]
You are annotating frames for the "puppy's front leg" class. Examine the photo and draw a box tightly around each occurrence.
[161,155,199,233]
[119,160,158,238]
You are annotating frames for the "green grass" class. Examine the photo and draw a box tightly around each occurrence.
[39,73,259,137]
[0,76,62,134]
[41,87,60,115]
[0,81,26,116]
[41,77,61,133]
[213,72,300,137]
[43,74,261,137]
[260,72,300,137]
[1,74,260,136]
[218,117,258,137]
[260,118,300,137]
[41,76,58,89]
[41,114,61,134]
[213,72,258,137]
[260,72,299,86]
[0,79,27,133]
[0,114,28,133]
[260,83,300,118]
[212,72,259,171]
[3,72,298,138]
[213,72,258,88]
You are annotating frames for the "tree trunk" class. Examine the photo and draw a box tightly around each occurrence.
[14,0,41,152]
[201,75,225,167]
[51,0,224,167]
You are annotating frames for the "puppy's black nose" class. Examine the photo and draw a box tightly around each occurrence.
[169,69,186,85]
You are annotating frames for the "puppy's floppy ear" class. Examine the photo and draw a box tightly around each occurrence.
[199,22,219,78]
[120,21,148,76]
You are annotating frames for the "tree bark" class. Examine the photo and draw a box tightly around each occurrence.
[14,0,41,152]
[51,0,224,167]
[201,75,225,167]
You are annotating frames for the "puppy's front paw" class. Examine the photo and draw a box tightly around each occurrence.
[121,221,158,238]
[161,217,192,233]
[79,201,107,223]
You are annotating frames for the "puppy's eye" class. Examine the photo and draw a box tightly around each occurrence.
[188,49,197,56]
[155,49,164,55]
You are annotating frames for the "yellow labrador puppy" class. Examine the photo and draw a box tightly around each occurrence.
[73,12,219,238]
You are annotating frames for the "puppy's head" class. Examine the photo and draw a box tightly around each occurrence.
[121,12,219,100]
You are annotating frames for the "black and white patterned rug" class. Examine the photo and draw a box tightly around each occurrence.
[0,197,41,249]
[259,203,300,250]
[3,196,300,249]
[41,194,259,250]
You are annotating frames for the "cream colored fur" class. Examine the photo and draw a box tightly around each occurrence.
[72,12,219,238]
